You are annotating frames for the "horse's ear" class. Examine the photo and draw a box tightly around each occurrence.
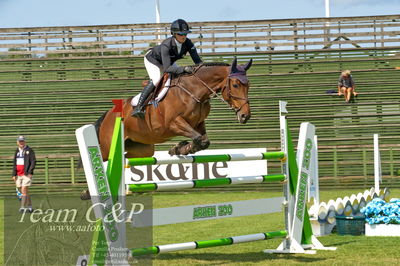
[243,59,253,71]
[231,58,238,72]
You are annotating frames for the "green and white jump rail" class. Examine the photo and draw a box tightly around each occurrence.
[131,231,287,256]
[128,173,285,192]
[126,151,285,166]
[75,100,336,265]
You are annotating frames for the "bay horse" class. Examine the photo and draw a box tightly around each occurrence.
[97,58,253,161]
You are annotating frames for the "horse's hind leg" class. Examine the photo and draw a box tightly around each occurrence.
[125,139,155,158]
[80,139,154,200]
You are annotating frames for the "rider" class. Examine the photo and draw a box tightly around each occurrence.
[132,19,203,118]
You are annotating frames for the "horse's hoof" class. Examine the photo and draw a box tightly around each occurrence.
[168,147,178,156]
[178,140,189,148]
[200,140,210,150]
[80,189,91,200]
[179,144,193,155]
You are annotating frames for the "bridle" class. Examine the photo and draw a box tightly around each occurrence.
[221,77,249,113]
[186,72,249,113]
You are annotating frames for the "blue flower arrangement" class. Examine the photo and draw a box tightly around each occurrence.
[361,198,400,225]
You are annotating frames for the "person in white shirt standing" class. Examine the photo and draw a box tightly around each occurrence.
[12,136,36,212]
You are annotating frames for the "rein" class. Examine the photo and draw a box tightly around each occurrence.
[193,73,249,113]
[172,66,249,113]
[172,73,226,104]
[192,74,225,102]
[175,79,201,103]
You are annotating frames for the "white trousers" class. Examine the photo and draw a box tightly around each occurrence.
[144,56,162,86]
[144,55,178,86]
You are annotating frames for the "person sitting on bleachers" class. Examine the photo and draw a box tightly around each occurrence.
[338,70,358,103]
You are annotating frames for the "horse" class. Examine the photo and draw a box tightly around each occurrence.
[96,58,253,161]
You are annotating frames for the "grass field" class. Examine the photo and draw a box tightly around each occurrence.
[2,189,400,265]
[126,188,400,266]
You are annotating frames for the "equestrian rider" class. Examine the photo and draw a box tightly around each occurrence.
[132,19,203,118]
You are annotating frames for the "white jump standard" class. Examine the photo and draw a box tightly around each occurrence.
[75,100,335,265]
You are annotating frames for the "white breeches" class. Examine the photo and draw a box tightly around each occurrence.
[144,55,178,86]
[144,56,162,86]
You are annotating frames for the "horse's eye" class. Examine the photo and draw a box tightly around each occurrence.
[233,84,239,88]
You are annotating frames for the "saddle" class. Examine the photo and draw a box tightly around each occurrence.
[131,73,172,107]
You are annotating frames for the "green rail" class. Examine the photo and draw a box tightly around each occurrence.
[131,230,287,256]
[128,174,286,192]
[127,151,285,166]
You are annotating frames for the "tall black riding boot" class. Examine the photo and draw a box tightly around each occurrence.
[132,81,156,118]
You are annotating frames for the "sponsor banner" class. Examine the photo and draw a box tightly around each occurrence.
[292,122,315,244]
[130,197,284,227]
[124,148,267,184]
[76,125,127,265]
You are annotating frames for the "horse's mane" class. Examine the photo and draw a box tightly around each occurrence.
[184,62,230,76]
[170,62,229,78]
[192,62,230,68]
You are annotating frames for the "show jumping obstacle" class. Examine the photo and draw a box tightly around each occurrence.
[75,101,335,266]
[307,134,390,236]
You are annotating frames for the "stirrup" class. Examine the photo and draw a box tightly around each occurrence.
[131,108,145,118]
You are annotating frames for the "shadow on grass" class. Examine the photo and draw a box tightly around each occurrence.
[328,239,358,247]
[149,251,327,264]
[321,234,362,247]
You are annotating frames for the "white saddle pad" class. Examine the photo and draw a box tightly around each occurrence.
[131,78,171,106]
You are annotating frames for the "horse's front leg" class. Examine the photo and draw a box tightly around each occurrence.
[194,121,210,150]
[168,117,208,155]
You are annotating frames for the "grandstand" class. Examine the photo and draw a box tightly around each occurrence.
[1,15,400,195]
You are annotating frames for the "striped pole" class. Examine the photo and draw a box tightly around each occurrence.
[127,151,285,166]
[131,231,287,256]
[129,174,285,192]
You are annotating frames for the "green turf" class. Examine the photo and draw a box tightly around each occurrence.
[1,189,399,265]
[127,188,400,265]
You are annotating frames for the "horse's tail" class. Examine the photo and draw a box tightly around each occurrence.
[76,111,107,170]
[94,111,108,140]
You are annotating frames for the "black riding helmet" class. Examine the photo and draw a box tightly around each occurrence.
[171,19,192,35]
